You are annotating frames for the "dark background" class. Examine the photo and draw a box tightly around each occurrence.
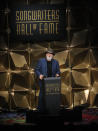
[0,0,98,47]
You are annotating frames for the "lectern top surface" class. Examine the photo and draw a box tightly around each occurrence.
[44,77,61,80]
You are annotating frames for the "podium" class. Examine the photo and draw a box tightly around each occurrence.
[43,77,61,114]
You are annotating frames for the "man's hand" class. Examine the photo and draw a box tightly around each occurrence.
[39,74,44,80]
[56,74,60,77]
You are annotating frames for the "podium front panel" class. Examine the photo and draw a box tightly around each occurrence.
[43,77,61,114]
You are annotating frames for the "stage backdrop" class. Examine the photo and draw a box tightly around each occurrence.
[9,4,66,42]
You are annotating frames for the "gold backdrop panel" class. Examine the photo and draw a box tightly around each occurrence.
[0,72,9,91]
[72,69,90,88]
[90,48,98,68]
[10,51,29,70]
[10,52,27,68]
[89,49,96,67]
[9,42,29,50]
[60,68,72,106]
[90,69,98,107]
[34,42,50,49]
[73,89,89,107]
[30,91,37,109]
[90,91,98,107]
[92,94,98,107]
[10,71,32,91]
[11,84,29,92]
[10,91,30,109]
[54,50,69,67]
[70,29,88,48]
[28,70,35,89]
[70,48,90,69]
[61,86,72,107]
[0,51,9,71]
[91,69,98,87]
[60,68,71,87]
[48,41,68,53]
[30,76,40,108]
[0,91,9,109]
[30,44,47,57]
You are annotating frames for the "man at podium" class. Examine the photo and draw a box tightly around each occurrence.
[35,48,60,112]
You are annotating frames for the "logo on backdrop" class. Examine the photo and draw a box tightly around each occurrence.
[10,4,66,42]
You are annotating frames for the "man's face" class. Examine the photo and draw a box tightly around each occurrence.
[46,53,53,61]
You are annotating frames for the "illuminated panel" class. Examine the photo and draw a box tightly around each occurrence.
[72,69,90,88]
[60,68,71,106]
[90,69,98,107]
[73,89,89,107]
[70,48,90,69]
[10,51,29,70]
[54,50,69,67]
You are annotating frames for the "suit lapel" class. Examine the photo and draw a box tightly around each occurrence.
[52,59,54,76]
[44,58,47,77]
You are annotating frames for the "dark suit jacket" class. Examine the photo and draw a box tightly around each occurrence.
[35,58,60,87]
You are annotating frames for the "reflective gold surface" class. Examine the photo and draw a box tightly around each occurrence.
[73,89,89,106]
[0,43,98,109]
[10,52,27,68]
[72,69,90,87]
[10,91,30,109]
[54,50,69,66]
[70,48,89,69]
